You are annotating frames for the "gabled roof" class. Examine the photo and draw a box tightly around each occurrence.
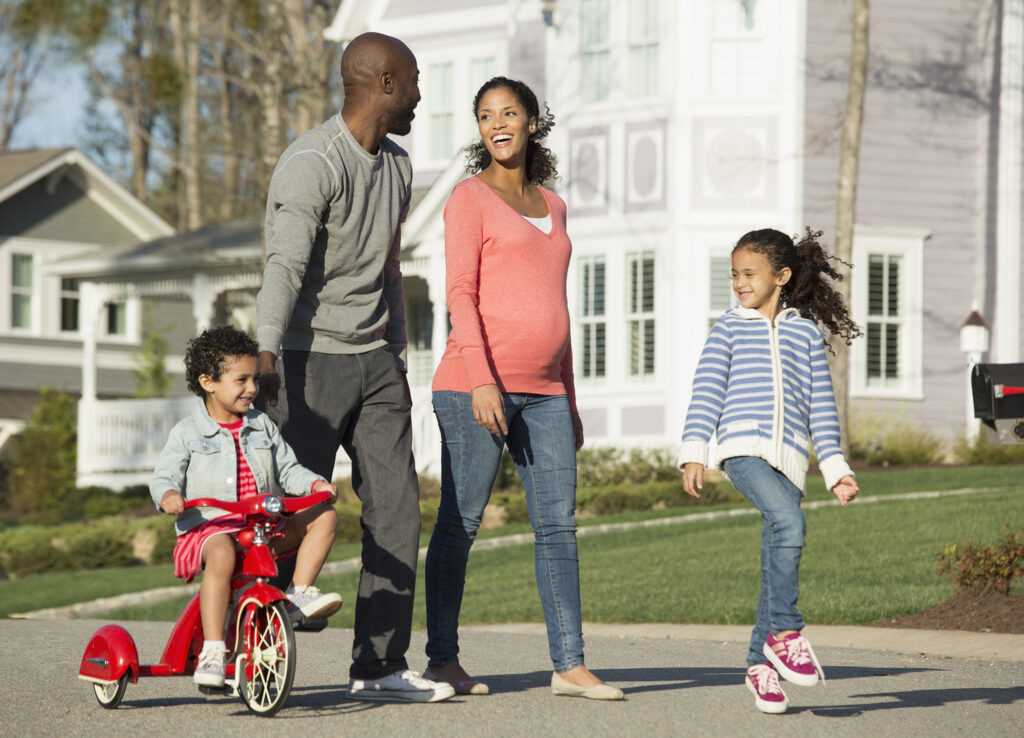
[0,147,174,241]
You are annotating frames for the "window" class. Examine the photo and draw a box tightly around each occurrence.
[579,256,606,378]
[628,0,658,98]
[428,62,454,161]
[708,253,733,329]
[469,56,496,89]
[11,253,33,329]
[865,254,902,387]
[626,251,655,377]
[709,0,766,96]
[60,278,81,332]
[851,228,925,398]
[580,0,611,103]
[107,302,128,336]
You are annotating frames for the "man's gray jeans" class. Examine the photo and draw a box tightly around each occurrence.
[269,346,420,680]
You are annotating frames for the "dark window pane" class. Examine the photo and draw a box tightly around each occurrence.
[61,297,79,332]
[595,323,605,376]
[885,324,900,378]
[866,323,880,378]
[868,255,883,316]
[887,256,900,317]
[594,261,605,316]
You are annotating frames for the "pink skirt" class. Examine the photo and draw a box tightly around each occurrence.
[173,516,246,583]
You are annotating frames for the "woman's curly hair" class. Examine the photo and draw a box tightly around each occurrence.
[734,228,862,353]
[462,76,558,184]
[183,325,258,397]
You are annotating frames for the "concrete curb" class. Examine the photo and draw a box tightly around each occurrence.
[465,622,1024,663]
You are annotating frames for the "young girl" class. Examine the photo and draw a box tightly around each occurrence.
[680,228,860,714]
[151,326,341,688]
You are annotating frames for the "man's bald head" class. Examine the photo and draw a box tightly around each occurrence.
[341,32,416,92]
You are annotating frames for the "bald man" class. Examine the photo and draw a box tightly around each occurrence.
[256,32,453,703]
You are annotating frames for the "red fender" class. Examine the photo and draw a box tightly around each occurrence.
[78,625,139,685]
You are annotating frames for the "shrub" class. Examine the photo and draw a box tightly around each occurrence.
[951,431,1024,465]
[937,524,1024,594]
[576,447,679,487]
[7,388,77,515]
[848,409,946,466]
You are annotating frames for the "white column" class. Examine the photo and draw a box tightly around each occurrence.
[79,281,104,403]
[996,0,1023,361]
[428,257,449,367]
[191,273,216,331]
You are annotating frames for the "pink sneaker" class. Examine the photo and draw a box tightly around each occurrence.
[763,631,824,686]
[745,664,788,714]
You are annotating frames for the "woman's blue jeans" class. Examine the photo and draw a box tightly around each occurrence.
[425,390,584,672]
[722,456,807,666]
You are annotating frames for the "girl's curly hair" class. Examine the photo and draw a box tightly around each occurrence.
[183,325,258,397]
[734,227,862,353]
[462,76,558,184]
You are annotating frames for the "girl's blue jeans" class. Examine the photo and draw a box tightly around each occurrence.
[424,390,584,673]
[722,456,807,666]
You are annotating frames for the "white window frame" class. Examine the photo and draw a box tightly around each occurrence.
[850,227,927,400]
[427,61,455,163]
[60,277,82,334]
[708,0,769,98]
[579,0,612,104]
[627,0,659,99]
[626,250,656,379]
[708,251,733,330]
[10,251,36,332]
[579,254,607,380]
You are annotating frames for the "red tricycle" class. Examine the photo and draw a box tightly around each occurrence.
[77,491,332,717]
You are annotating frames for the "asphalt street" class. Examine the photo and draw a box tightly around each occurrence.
[3,619,1022,737]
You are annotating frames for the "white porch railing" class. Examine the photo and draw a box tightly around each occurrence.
[77,392,442,490]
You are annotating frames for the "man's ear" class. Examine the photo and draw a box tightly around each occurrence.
[381,71,394,93]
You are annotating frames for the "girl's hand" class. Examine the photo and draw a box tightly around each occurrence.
[471,384,508,437]
[571,412,584,451]
[312,479,338,502]
[161,490,184,514]
[832,475,858,506]
[682,462,704,499]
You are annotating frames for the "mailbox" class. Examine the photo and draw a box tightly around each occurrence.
[971,362,1024,444]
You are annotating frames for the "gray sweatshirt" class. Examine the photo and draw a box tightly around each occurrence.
[257,114,412,369]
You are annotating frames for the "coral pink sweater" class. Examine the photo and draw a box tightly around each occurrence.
[432,177,577,413]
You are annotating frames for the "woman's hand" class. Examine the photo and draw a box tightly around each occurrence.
[312,479,338,502]
[831,475,859,506]
[471,384,508,436]
[160,490,185,514]
[682,462,703,499]
[571,412,584,451]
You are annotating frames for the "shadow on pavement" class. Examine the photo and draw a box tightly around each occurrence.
[807,686,1024,718]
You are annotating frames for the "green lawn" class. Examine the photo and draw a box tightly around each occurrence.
[3,464,1020,621]
[87,485,1024,627]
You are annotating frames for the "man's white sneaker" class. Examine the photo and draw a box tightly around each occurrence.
[347,670,455,702]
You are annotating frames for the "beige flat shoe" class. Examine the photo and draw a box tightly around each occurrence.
[551,671,624,700]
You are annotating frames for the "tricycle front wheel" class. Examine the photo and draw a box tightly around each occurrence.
[93,674,129,709]
[238,601,296,716]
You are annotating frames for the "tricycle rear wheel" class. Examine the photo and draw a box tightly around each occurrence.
[238,601,295,716]
[93,674,129,709]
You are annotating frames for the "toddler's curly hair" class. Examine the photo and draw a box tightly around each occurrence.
[183,325,258,397]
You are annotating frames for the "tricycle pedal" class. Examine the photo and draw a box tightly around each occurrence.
[292,616,328,632]
[198,684,233,696]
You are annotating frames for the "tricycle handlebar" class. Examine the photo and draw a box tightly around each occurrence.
[183,491,332,516]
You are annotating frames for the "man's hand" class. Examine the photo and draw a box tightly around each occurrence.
[161,490,185,514]
[471,384,508,436]
[258,350,280,407]
[682,462,703,499]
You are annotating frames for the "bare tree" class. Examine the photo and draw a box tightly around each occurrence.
[832,0,869,453]
[0,1,57,151]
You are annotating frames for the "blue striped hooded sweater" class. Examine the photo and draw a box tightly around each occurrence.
[679,306,853,494]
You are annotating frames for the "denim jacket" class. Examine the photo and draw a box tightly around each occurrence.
[149,398,324,536]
